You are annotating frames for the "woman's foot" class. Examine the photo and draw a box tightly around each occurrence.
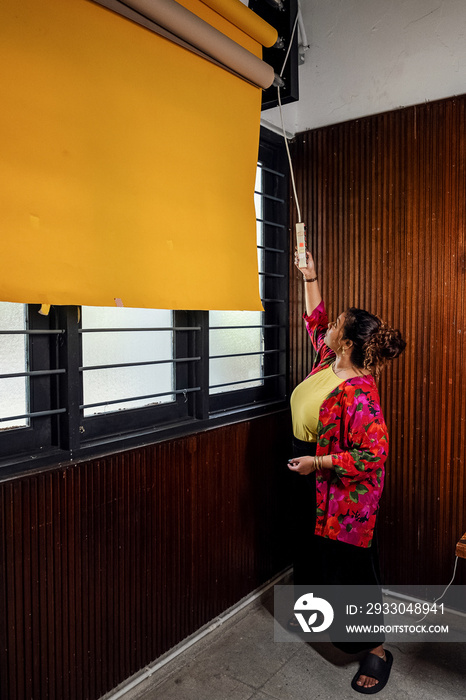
[286,615,302,632]
[356,646,386,689]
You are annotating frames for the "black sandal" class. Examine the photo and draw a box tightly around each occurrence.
[286,615,302,632]
[351,649,393,694]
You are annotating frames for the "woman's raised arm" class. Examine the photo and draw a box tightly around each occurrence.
[294,249,322,316]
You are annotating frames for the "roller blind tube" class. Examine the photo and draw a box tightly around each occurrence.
[95,0,276,88]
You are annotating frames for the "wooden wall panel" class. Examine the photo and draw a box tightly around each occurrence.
[290,95,466,587]
[0,412,291,700]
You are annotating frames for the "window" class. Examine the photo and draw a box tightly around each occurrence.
[81,307,175,416]
[0,302,66,464]
[208,136,288,412]
[209,310,264,395]
[0,129,288,474]
[0,302,28,430]
[209,168,265,399]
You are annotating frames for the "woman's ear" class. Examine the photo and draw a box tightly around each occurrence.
[343,339,353,352]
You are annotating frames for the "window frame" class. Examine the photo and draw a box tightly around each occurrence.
[0,128,289,476]
[208,131,289,413]
[77,309,198,443]
[0,304,64,461]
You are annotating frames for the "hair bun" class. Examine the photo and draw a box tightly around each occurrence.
[375,326,407,360]
[343,307,406,378]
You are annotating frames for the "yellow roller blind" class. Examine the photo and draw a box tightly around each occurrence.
[0,0,272,310]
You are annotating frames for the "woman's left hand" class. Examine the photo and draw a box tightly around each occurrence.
[287,456,315,475]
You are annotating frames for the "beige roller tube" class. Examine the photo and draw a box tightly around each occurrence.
[123,0,275,89]
[200,0,278,47]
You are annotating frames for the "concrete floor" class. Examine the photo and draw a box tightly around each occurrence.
[114,587,466,700]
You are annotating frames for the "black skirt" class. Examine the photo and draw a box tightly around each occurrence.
[290,436,384,653]
[290,437,317,585]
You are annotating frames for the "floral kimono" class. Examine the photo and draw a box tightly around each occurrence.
[304,301,389,548]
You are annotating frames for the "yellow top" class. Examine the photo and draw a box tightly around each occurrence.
[290,364,344,442]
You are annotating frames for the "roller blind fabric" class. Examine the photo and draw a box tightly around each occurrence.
[0,0,275,310]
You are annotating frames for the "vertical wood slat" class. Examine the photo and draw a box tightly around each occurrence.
[290,94,466,587]
[0,411,291,700]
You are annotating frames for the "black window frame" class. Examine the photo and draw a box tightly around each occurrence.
[77,309,199,443]
[0,127,289,477]
[208,130,289,413]
[0,305,64,458]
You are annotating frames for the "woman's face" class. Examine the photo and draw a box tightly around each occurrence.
[324,312,347,352]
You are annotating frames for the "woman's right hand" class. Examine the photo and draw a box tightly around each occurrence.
[294,248,316,280]
[287,455,316,475]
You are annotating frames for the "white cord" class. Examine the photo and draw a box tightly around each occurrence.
[279,12,299,79]
[276,11,301,223]
[416,555,459,623]
[277,87,301,222]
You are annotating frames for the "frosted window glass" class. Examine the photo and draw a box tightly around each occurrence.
[255,164,264,280]
[0,303,28,429]
[82,307,174,416]
[209,311,263,394]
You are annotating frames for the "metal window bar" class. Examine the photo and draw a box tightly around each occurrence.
[0,329,65,335]
[258,165,285,178]
[79,326,201,333]
[80,386,200,411]
[209,324,285,330]
[256,245,285,253]
[254,191,285,204]
[210,349,282,360]
[258,272,285,278]
[79,321,199,413]
[255,217,286,229]
[0,408,67,423]
[80,356,200,372]
[209,372,284,389]
[0,369,66,380]
[261,298,285,303]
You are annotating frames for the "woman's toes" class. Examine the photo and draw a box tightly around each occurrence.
[357,675,379,687]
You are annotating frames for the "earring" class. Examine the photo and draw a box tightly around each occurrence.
[341,347,346,356]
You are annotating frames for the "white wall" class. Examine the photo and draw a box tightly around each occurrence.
[262,0,466,135]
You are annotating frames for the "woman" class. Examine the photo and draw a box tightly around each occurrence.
[287,249,406,694]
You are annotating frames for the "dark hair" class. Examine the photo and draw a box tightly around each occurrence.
[342,307,406,377]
